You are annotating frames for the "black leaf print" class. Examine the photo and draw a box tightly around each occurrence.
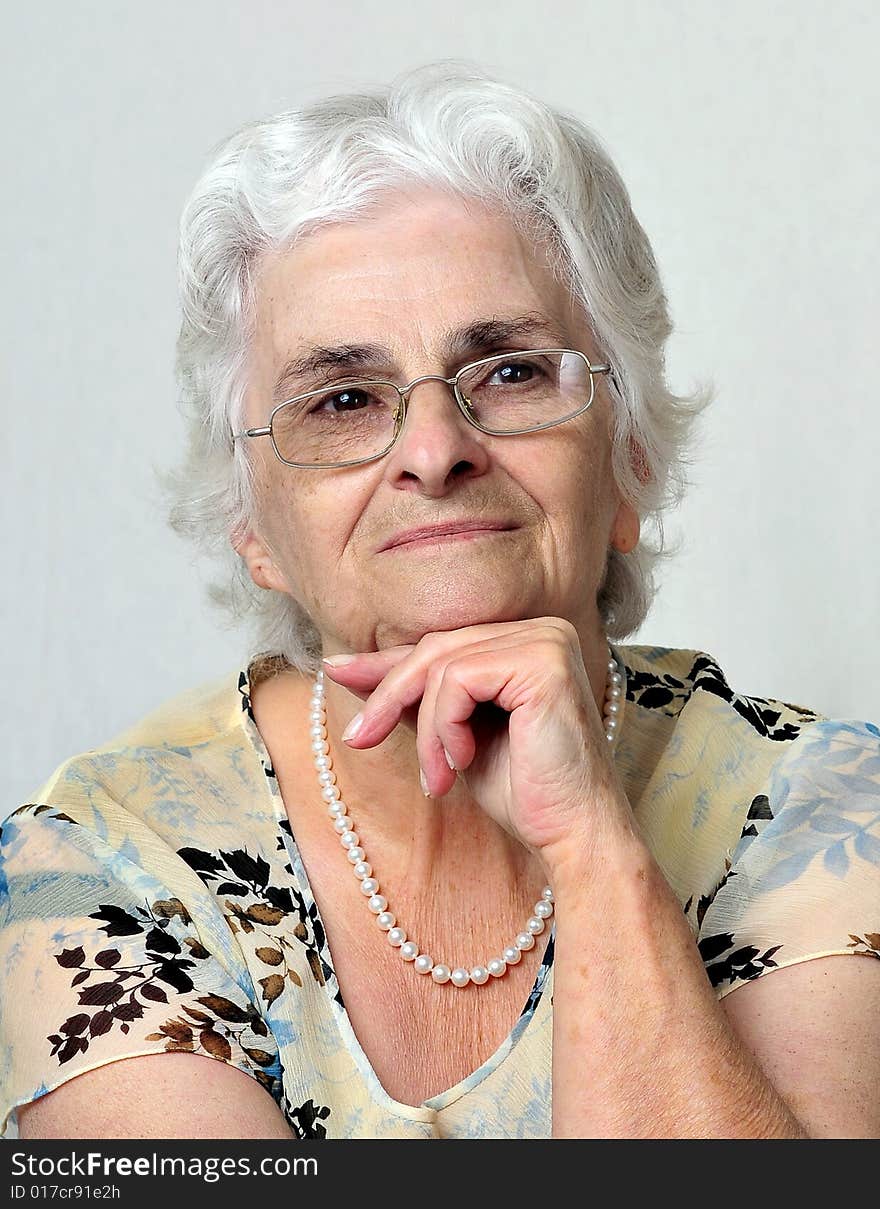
[697,931,735,963]
[145,927,181,956]
[140,983,169,1003]
[89,1011,114,1037]
[747,795,773,821]
[285,1097,331,1140]
[215,881,250,896]
[222,850,271,889]
[265,885,295,914]
[78,982,125,1006]
[60,1014,90,1036]
[56,947,85,968]
[177,847,227,876]
[58,1037,88,1065]
[153,962,195,994]
[634,685,675,710]
[111,1000,144,1021]
[88,905,144,937]
[94,949,121,968]
[699,934,783,988]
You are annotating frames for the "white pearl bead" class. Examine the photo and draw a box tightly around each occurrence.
[414,954,433,974]
[400,941,419,961]
[328,801,347,818]
[515,932,535,951]
[431,964,451,984]
[318,770,335,785]
[310,724,326,739]
[388,928,406,946]
[346,846,365,863]
[605,701,620,715]
[503,946,522,965]
[541,887,554,901]
[470,966,489,985]
[610,671,622,686]
[376,912,395,930]
[609,685,622,700]
[488,958,507,978]
[605,716,618,730]
[340,831,359,848]
[368,894,387,914]
[352,860,371,879]
[534,900,553,919]
[527,916,545,935]
[360,877,379,896]
[314,756,330,771]
[321,785,340,802]
[332,816,351,833]
[607,659,617,673]
[450,968,470,987]
[311,739,329,754]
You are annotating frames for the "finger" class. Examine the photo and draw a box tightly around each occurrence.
[414,661,459,799]
[321,645,416,693]
[340,623,560,748]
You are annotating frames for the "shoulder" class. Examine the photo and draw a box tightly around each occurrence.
[9,666,250,839]
[616,643,825,738]
[612,643,832,907]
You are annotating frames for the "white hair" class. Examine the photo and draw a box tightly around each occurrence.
[160,59,713,675]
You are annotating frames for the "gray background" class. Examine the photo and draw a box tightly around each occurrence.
[3,1,877,815]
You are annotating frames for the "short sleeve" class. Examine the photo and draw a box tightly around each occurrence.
[696,719,880,998]
[0,799,283,1138]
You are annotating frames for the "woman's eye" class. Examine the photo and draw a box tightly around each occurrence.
[486,359,544,386]
[310,387,372,413]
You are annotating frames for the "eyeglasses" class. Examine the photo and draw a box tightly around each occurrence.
[231,348,612,469]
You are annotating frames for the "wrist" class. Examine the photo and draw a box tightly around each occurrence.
[538,811,654,898]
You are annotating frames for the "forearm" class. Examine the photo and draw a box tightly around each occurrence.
[544,826,810,1139]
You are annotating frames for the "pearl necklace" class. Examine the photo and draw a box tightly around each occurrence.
[309,645,623,988]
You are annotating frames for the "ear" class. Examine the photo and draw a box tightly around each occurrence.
[610,498,640,554]
[231,523,292,594]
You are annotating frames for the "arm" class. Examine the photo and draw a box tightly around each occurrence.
[17,1053,295,1139]
[547,830,880,1138]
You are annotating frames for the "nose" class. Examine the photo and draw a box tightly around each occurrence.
[382,375,492,494]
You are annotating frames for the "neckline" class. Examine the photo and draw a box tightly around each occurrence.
[235,661,565,1120]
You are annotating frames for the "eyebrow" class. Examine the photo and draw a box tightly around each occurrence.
[271,312,572,402]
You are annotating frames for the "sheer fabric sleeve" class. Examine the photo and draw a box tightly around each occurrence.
[0,795,283,1138]
[696,719,880,999]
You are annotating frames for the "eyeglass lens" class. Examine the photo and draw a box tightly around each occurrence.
[270,350,593,466]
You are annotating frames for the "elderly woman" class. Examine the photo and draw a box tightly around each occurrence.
[3,63,878,1141]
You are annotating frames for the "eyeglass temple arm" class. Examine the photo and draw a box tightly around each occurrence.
[231,425,272,441]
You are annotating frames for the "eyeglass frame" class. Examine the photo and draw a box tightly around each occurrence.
[231,346,613,470]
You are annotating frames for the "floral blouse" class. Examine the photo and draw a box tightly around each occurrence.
[2,643,878,1138]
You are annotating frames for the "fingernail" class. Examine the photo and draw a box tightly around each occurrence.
[324,654,357,667]
[443,747,456,771]
[342,712,364,743]
[419,767,431,798]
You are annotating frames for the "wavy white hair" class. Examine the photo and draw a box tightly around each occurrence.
[160,60,713,675]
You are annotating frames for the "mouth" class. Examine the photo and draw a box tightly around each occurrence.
[380,522,517,551]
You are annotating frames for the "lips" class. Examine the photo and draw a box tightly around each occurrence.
[380,520,516,551]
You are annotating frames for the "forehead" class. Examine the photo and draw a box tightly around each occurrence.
[252,188,577,355]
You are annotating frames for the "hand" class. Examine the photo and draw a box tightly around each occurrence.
[322,618,636,864]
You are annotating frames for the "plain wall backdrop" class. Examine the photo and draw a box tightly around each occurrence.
[2,1,877,816]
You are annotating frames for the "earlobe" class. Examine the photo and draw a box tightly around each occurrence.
[611,501,640,554]
[231,525,290,593]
